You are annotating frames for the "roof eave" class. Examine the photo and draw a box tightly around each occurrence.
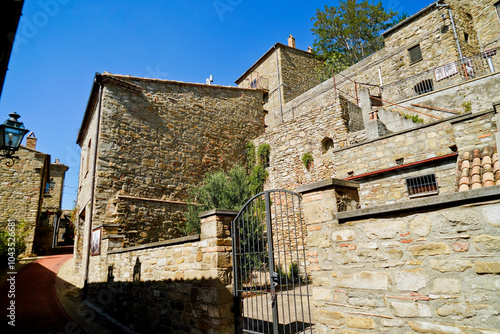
[382,0,442,38]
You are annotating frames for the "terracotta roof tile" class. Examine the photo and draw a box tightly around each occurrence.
[457,146,499,191]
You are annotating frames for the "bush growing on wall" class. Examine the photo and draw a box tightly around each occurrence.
[181,143,270,236]
[181,165,267,236]
[0,220,28,269]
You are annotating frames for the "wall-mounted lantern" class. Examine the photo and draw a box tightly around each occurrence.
[0,112,29,166]
[48,178,56,189]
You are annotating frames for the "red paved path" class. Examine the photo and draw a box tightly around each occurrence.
[1,247,85,334]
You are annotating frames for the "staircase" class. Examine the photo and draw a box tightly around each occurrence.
[376,107,421,133]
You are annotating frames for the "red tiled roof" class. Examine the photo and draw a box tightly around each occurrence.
[458,148,499,191]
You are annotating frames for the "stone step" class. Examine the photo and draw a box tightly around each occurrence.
[376,107,420,132]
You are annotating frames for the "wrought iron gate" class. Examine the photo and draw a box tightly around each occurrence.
[231,190,313,334]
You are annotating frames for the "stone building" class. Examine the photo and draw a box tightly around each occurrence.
[235,35,321,128]
[74,72,265,286]
[74,1,500,332]
[0,133,68,255]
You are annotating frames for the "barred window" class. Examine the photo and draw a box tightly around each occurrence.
[405,174,439,197]
[409,44,422,64]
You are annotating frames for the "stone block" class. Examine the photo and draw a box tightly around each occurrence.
[473,234,500,252]
[331,229,356,242]
[364,221,405,239]
[346,315,376,329]
[306,232,331,248]
[303,201,335,225]
[394,268,427,291]
[429,260,472,272]
[466,276,500,291]
[390,301,432,318]
[313,287,333,301]
[409,215,432,237]
[483,204,500,227]
[408,243,451,256]
[436,303,477,318]
[451,242,469,252]
[474,261,500,274]
[432,278,462,294]
[314,309,345,326]
[337,271,390,290]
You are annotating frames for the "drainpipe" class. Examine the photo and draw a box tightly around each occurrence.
[83,74,103,297]
[436,1,463,60]
[274,45,284,124]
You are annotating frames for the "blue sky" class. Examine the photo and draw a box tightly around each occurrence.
[1,0,433,209]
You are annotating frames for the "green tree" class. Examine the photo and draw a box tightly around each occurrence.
[311,0,399,70]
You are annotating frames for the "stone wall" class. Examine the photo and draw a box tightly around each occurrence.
[236,44,320,129]
[86,210,236,334]
[299,181,500,334]
[253,99,349,191]
[42,160,68,211]
[75,73,265,280]
[0,146,49,255]
[470,0,500,50]
[333,110,497,207]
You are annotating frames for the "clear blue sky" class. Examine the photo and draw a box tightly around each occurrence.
[0,0,433,209]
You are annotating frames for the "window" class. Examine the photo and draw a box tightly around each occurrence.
[408,44,422,64]
[405,174,439,197]
[414,79,434,95]
[464,32,469,44]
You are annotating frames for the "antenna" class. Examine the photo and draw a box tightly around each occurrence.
[206,75,213,85]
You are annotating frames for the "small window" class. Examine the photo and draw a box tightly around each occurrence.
[414,79,434,95]
[321,137,334,153]
[464,32,469,43]
[408,44,422,64]
[405,174,439,197]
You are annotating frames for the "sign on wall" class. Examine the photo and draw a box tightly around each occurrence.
[91,227,102,256]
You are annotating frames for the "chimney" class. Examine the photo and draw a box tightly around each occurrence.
[26,132,37,150]
[307,46,313,53]
[55,159,60,164]
[288,34,296,48]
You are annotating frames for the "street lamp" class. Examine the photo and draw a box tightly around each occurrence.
[0,112,29,166]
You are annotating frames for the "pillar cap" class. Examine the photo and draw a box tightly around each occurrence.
[296,178,359,194]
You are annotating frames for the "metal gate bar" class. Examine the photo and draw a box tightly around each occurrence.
[232,190,313,334]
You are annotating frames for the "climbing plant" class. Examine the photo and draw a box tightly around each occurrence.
[257,143,271,167]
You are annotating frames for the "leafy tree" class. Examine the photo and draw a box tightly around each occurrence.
[311,0,399,70]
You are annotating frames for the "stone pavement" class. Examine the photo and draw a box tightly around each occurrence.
[0,246,126,334]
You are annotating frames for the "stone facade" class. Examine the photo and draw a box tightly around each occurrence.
[75,73,265,281]
[235,42,321,129]
[0,138,68,255]
[299,181,500,334]
[85,210,235,334]
[0,146,49,255]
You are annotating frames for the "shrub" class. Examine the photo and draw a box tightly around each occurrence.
[0,220,28,269]
[257,143,270,167]
[302,152,314,171]
[402,113,424,123]
[181,165,267,236]
[246,142,256,168]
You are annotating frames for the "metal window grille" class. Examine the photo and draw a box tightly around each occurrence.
[405,174,438,197]
[409,44,422,64]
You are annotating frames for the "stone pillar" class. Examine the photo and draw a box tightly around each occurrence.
[360,87,389,139]
[296,179,360,270]
[198,209,238,334]
[359,87,372,126]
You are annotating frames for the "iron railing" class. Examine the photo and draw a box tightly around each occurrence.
[383,47,500,102]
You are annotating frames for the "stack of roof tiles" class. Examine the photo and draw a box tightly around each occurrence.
[458,147,500,191]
